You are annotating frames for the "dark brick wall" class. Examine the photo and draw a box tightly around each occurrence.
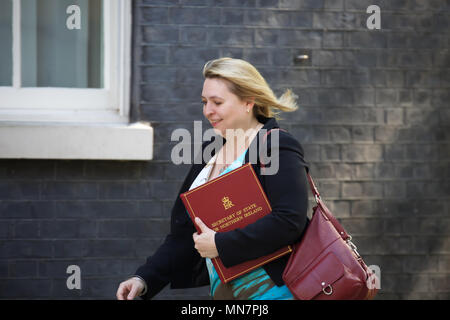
[1,0,449,299]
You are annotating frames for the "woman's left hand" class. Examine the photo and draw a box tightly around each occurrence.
[193,217,219,258]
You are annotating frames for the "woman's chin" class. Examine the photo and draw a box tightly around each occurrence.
[212,127,224,137]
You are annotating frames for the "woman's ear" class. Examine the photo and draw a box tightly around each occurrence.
[245,97,255,111]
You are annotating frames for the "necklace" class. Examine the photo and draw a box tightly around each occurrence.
[218,165,228,175]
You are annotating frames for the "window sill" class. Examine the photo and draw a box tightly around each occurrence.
[0,122,153,160]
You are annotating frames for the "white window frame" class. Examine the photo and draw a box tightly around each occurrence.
[0,0,154,160]
[0,0,131,124]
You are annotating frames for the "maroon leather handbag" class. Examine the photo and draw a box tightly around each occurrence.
[282,173,379,300]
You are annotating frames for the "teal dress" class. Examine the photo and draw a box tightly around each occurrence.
[191,150,294,300]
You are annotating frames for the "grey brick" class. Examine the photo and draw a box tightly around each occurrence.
[278,30,322,48]
[348,68,370,87]
[138,200,166,218]
[41,182,98,200]
[341,144,383,162]
[1,240,53,258]
[222,8,245,25]
[213,0,256,7]
[385,108,404,125]
[180,0,212,6]
[353,50,377,68]
[141,0,177,5]
[321,69,348,86]
[313,12,360,29]
[302,144,320,161]
[334,163,354,180]
[125,181,152,200]
[255,29,278,46]
[14,220,39,238]
[151,180,182,200]
[341,217,383,235]
[429,275,450,293]
[326,200,350,218]
[9,260,38,278]
[54,161,84,180]
[324,0,344,9]
[98,182,126,199]
[141,26,178,43]
[315,180,340,198]
[84,162,141,180]
[3,160,55,179]
[387,33,410,49]
[350,200,376,217]
[243,48,271,65]
[405,109,439,127]
[141,82,201,102]
[141,46,169,64]
[354,163,374,179]
[0,201,54,219]
[169,47,220,65]
[279,0,324,9]
[320,144,341,161]
[342,181,383,198]
[289,11,313,28]
[87,240,137,258]
[126,219,170,238]
[0,182,39,200]
[353,88,375,106]
[349,31,387,48]
[279,68,320,86]
[98,220,127,238]
[220,47,245,59]
[329,126,351,142]
[322,31,344,48]
[169,7,220,25]
[210,27,254,45]
[384,145,405,161]
[309,162,335,179]
[142,66,177,82]
[141,7,169,24]
[376,89,398,107]
[375,126,398,142]
[180,27,208,44]
[259,0,279,8]
[384,181,406,198]
[0,279,52,298]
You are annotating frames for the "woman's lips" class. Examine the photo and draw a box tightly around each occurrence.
[211,120,221,127]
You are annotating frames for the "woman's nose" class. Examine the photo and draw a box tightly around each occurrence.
[203,102,214,116]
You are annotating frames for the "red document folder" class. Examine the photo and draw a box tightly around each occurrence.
[180,163,292,283]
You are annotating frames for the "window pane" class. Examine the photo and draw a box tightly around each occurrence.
[21,0,103,88]
[0,0,12,86]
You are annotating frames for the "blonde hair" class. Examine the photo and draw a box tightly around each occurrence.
[202,57,298,119]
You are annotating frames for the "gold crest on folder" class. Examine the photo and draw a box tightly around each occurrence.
[222,196,234,210]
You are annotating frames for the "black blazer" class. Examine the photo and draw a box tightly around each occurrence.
[135,116,310,300]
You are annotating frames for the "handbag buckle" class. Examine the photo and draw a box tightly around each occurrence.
[346,236,361,258]
[321,282,333,296]
[314,194,321,203]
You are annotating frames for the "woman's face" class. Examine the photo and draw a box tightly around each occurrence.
[201,77,252,137]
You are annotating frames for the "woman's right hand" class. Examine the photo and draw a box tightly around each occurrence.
[116,277,145,300]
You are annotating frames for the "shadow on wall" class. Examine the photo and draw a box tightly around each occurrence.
[346,7,450,299]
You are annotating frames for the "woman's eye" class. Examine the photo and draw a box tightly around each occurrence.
[214,102,222,106]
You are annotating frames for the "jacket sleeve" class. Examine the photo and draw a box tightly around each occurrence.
[134,234,177,299]
[133,138,223,299]
[215,131,309,268]
[134,164,205,300]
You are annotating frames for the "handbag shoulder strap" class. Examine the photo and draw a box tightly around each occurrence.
[261,128,351,241]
